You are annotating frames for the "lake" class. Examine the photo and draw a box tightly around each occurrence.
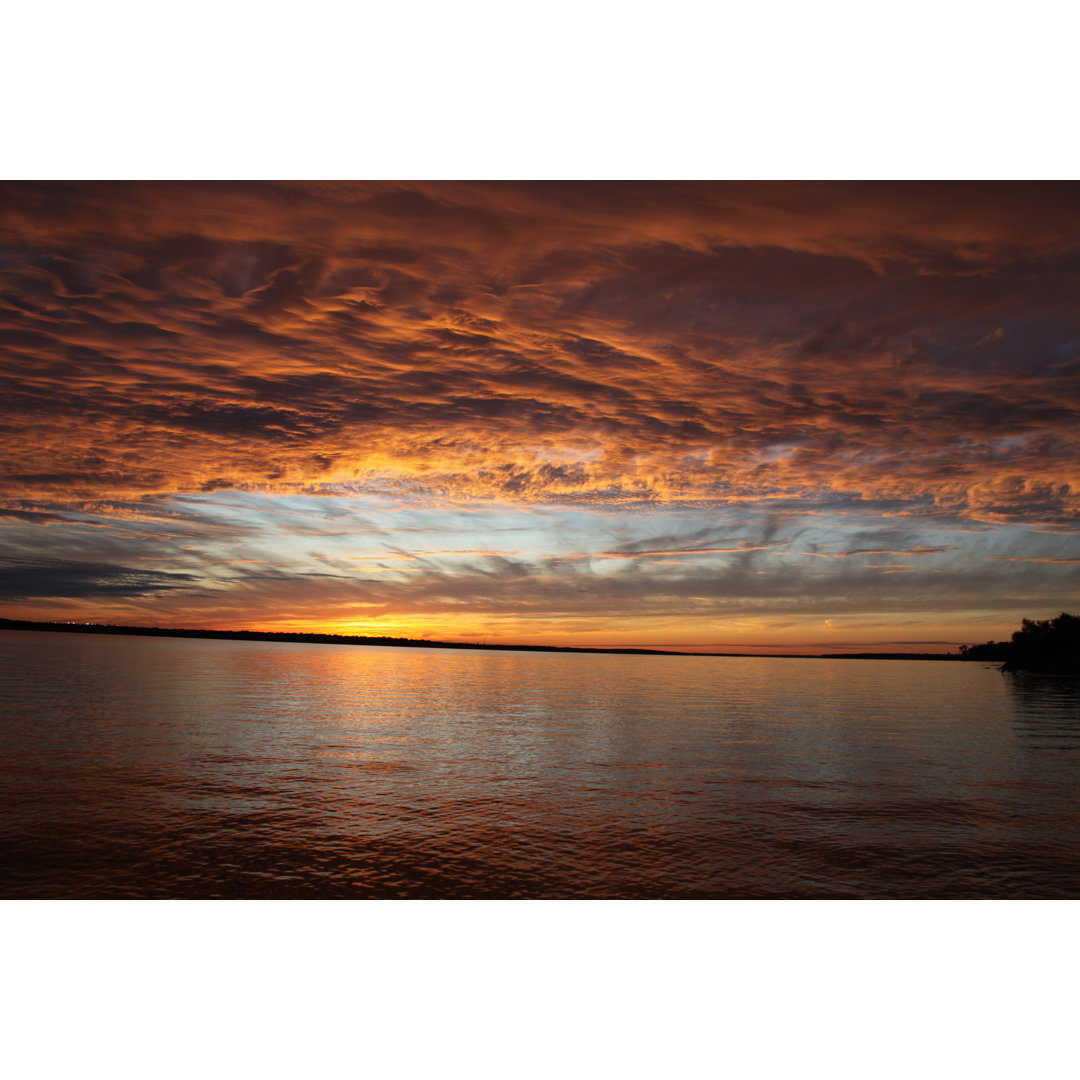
[1,627,1078,898]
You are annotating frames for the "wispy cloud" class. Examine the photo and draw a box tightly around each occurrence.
[798,545,956,558]
[988,555,1080,564]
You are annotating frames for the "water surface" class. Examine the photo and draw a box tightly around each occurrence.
[2,629,1078,898]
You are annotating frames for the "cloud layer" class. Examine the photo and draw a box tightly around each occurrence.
[2,182,1078,648]
[2,181,1078,520]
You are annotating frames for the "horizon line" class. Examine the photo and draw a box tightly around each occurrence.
[0,616,967,662]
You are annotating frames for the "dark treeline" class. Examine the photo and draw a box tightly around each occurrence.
[959,640,1012,662]
[6,615,1074,668]
[0,617,966,659]
[0,617,692,657]
[822,652,960,661]
[962,612,1080,675]
[1000,613,1080,675]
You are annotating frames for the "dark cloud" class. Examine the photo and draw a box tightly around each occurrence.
[0,559,196,600]
[134,401,320,440]
[0,506,70,524]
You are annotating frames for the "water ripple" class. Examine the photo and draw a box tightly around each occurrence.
[2,630,1079,898]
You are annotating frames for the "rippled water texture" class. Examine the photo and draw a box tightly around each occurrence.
[2,629,1079,898]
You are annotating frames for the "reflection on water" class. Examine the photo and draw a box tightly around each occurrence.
[1006,672,1080,738]
[1,630,1078,898]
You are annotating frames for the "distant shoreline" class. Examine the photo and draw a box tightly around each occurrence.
[0,617,963,661]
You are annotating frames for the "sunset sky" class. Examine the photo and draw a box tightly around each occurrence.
[2,180,1078,652]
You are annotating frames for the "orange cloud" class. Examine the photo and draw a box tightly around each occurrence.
[1,181,1078,526]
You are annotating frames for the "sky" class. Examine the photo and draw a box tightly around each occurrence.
[1,180,1078,653]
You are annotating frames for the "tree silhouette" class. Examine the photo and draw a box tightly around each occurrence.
[1001,612,1080,675]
